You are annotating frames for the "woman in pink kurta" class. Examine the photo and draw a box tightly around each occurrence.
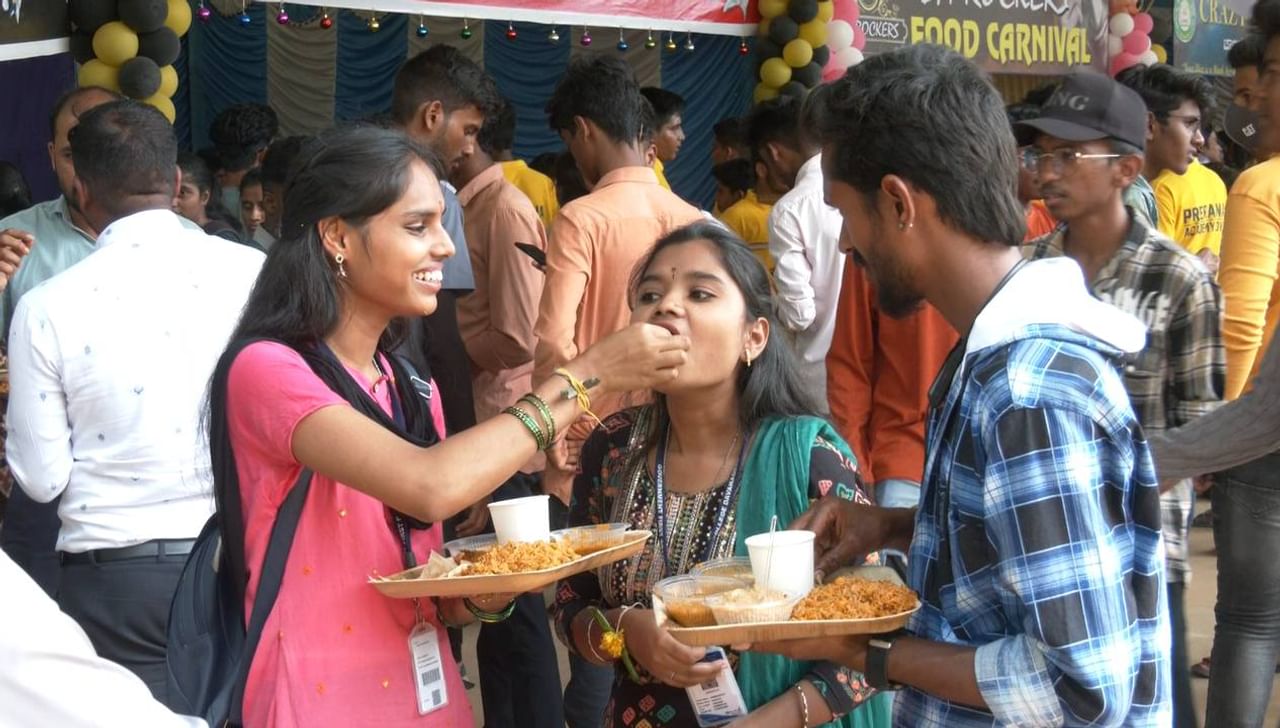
[208,126,687,728]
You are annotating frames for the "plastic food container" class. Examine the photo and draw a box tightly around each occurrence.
[690,557,754,584]
[706,588,803,625]
[442,534,497,558]
[652,575,747,628]
[554,523,630,555]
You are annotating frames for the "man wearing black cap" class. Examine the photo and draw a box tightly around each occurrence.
[1019,69,1224,728]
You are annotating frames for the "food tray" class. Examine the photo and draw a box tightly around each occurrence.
[661,566,919,647]
[371,529,651,599]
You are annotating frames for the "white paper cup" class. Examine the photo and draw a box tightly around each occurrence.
[487,495,551,544]
[745,530,815,598]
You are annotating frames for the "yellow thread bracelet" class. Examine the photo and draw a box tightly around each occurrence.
[554,368,603,427]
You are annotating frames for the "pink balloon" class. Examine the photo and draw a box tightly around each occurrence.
[833,0,859,22]
[852,23,866,50]
[1132,12,1154,34]
[1110,52,1138,76]
[1123,31,1151,56]
[822,65,846,82]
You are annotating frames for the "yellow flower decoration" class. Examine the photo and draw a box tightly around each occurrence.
[600,628,626,659]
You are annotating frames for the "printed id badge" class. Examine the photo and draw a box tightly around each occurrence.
[685,646,748,727]
[408,622,449,715]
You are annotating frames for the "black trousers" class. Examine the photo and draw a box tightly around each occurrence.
[475,473,565,728]
[58,550,187,703]
[0,488,62,596]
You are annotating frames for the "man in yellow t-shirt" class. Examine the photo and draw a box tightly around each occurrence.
[1154,160,1227,260]
[483,101,560,228]
[713,158,775,271]
[642,87,685,193]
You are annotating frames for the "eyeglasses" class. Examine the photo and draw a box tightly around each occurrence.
[1020,148,1123,176]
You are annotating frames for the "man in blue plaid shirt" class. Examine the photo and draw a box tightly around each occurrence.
[752,45,1172,726]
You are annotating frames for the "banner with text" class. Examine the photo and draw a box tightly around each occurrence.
[1172,0,1250,76]
[856,0,1109,74]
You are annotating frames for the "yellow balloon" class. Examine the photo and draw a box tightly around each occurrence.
[144,93,176,124]
[816,1,835,23]
[754,83,780,103]
[78,59,120,91]
[165,0,192,37]
[157,65,179,97]
[783,38,814,68]
[760,0,789,19]
[761,57,793,89]
[759,18,771,37]
[93,21,139,67]
[1152,44,1168,63]
[797,18,828,47]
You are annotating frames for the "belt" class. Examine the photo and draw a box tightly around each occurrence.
[61,539,197,565]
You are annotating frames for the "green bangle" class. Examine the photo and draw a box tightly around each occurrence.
[504,405,547,450]
[519,393,557,444]
[464,597,516,623]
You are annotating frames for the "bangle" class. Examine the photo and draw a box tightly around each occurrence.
[589,606,641,682]
[554,368,603,428]
[582,611,607,662]
[464,597,516,623]
[518,393,557,444]
[794,683,811,728]
[504,404,548,451]
[432,598,468,630]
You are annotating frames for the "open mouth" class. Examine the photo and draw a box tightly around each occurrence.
[652,321,680,336]
[413,269,443,285]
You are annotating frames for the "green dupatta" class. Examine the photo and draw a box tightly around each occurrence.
[730,416,892,727]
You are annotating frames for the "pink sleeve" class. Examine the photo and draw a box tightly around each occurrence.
[226,341,349,470]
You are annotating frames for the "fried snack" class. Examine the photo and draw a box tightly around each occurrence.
[792,577,918,621]
[460,540,579,576]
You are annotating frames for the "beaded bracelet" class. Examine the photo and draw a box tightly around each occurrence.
[504,404,547,451]
[464,597,516,624]
[518,393,556,445]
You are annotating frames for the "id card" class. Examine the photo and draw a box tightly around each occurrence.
[685,646,748,727]
[408,623,449,715]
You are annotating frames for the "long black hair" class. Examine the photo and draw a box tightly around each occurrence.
[228,124,438,352]
[177,151,242,233]
[629,221,821,436]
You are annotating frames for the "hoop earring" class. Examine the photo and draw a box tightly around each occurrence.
[334,253,347,279]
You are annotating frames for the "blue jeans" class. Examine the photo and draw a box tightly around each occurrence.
[1205,455,1280,728]
[563,653,614,728]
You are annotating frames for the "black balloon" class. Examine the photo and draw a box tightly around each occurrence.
[793,61,823,88]
[119,56,162,100]
[70,31,96,64]
[755,38,782,63]
[68,0,117,34]
[767,16,800,46]
[788,0,819,24]
[780,81,808,99]
[811,44,830,68]
[139,27,181,66]
[118,0,168,34]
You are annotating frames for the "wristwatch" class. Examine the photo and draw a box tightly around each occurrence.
[865,630,906,691]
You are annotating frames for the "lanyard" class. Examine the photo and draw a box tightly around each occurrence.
[653,417,750,578]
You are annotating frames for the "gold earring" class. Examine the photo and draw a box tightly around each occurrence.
[745,350,754,368]
[898,222,913,231]
[334,253,347,278]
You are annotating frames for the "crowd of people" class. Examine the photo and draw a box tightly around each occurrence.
[0,2,1278,727]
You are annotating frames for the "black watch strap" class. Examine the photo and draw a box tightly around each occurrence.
[865,629,906,690]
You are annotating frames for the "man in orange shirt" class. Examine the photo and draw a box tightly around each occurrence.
[535,55,702,728]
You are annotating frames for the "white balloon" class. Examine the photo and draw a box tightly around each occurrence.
[1138,49,1158,65]
[1109,12,1135,36]
[835,45,864,69]
[827,19,854,50]
[1108,34,1124,56]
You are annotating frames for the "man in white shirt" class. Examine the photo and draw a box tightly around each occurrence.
[0,550,207,728]
[748,97,844,410]
[6,100,264,701]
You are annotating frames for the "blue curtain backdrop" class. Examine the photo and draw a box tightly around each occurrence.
[483,20,571,160]
[335,11,407,122]
[187,2,268,152]
[0,53,75,203]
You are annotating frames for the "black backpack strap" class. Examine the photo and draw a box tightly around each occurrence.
[228,467,313,726]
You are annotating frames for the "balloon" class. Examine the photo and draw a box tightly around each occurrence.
[797,17,828,46]
[119,56,162,99]
[827,19,854,49]
[821,64,845,82]
[756,38,782,62]
[118,0,168,34]
[1138,49,1158,65]
[1132,12,1153,34]
[78,58,120,91]
[761,57,793,88]
[1123,31,1151,56]
[1109,0,1128,12]
[69,0,118,34]
[852,23,865,50]
[793,61,823,87]
[760,0,788,19]
[768,16,800,45]
[816,1,835,23]
[832,0,859,22]
[789,0,820,24]
[139,26,181,66]
[93,21,140,67]
[1109,12,1135,36]
[1108,34,1124,56]
[811,44,830,67]
[1152,44,1168,63]
[835,45,864,69]
[165,0,192,37]
[70,30,95,64]
[157,64,179,97]
[144,93,176,123]
[754,82,780,103]
[759,18,772,37]
[780,81,808,99]
[783,38,814,67]
[1109,51,1138,76]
